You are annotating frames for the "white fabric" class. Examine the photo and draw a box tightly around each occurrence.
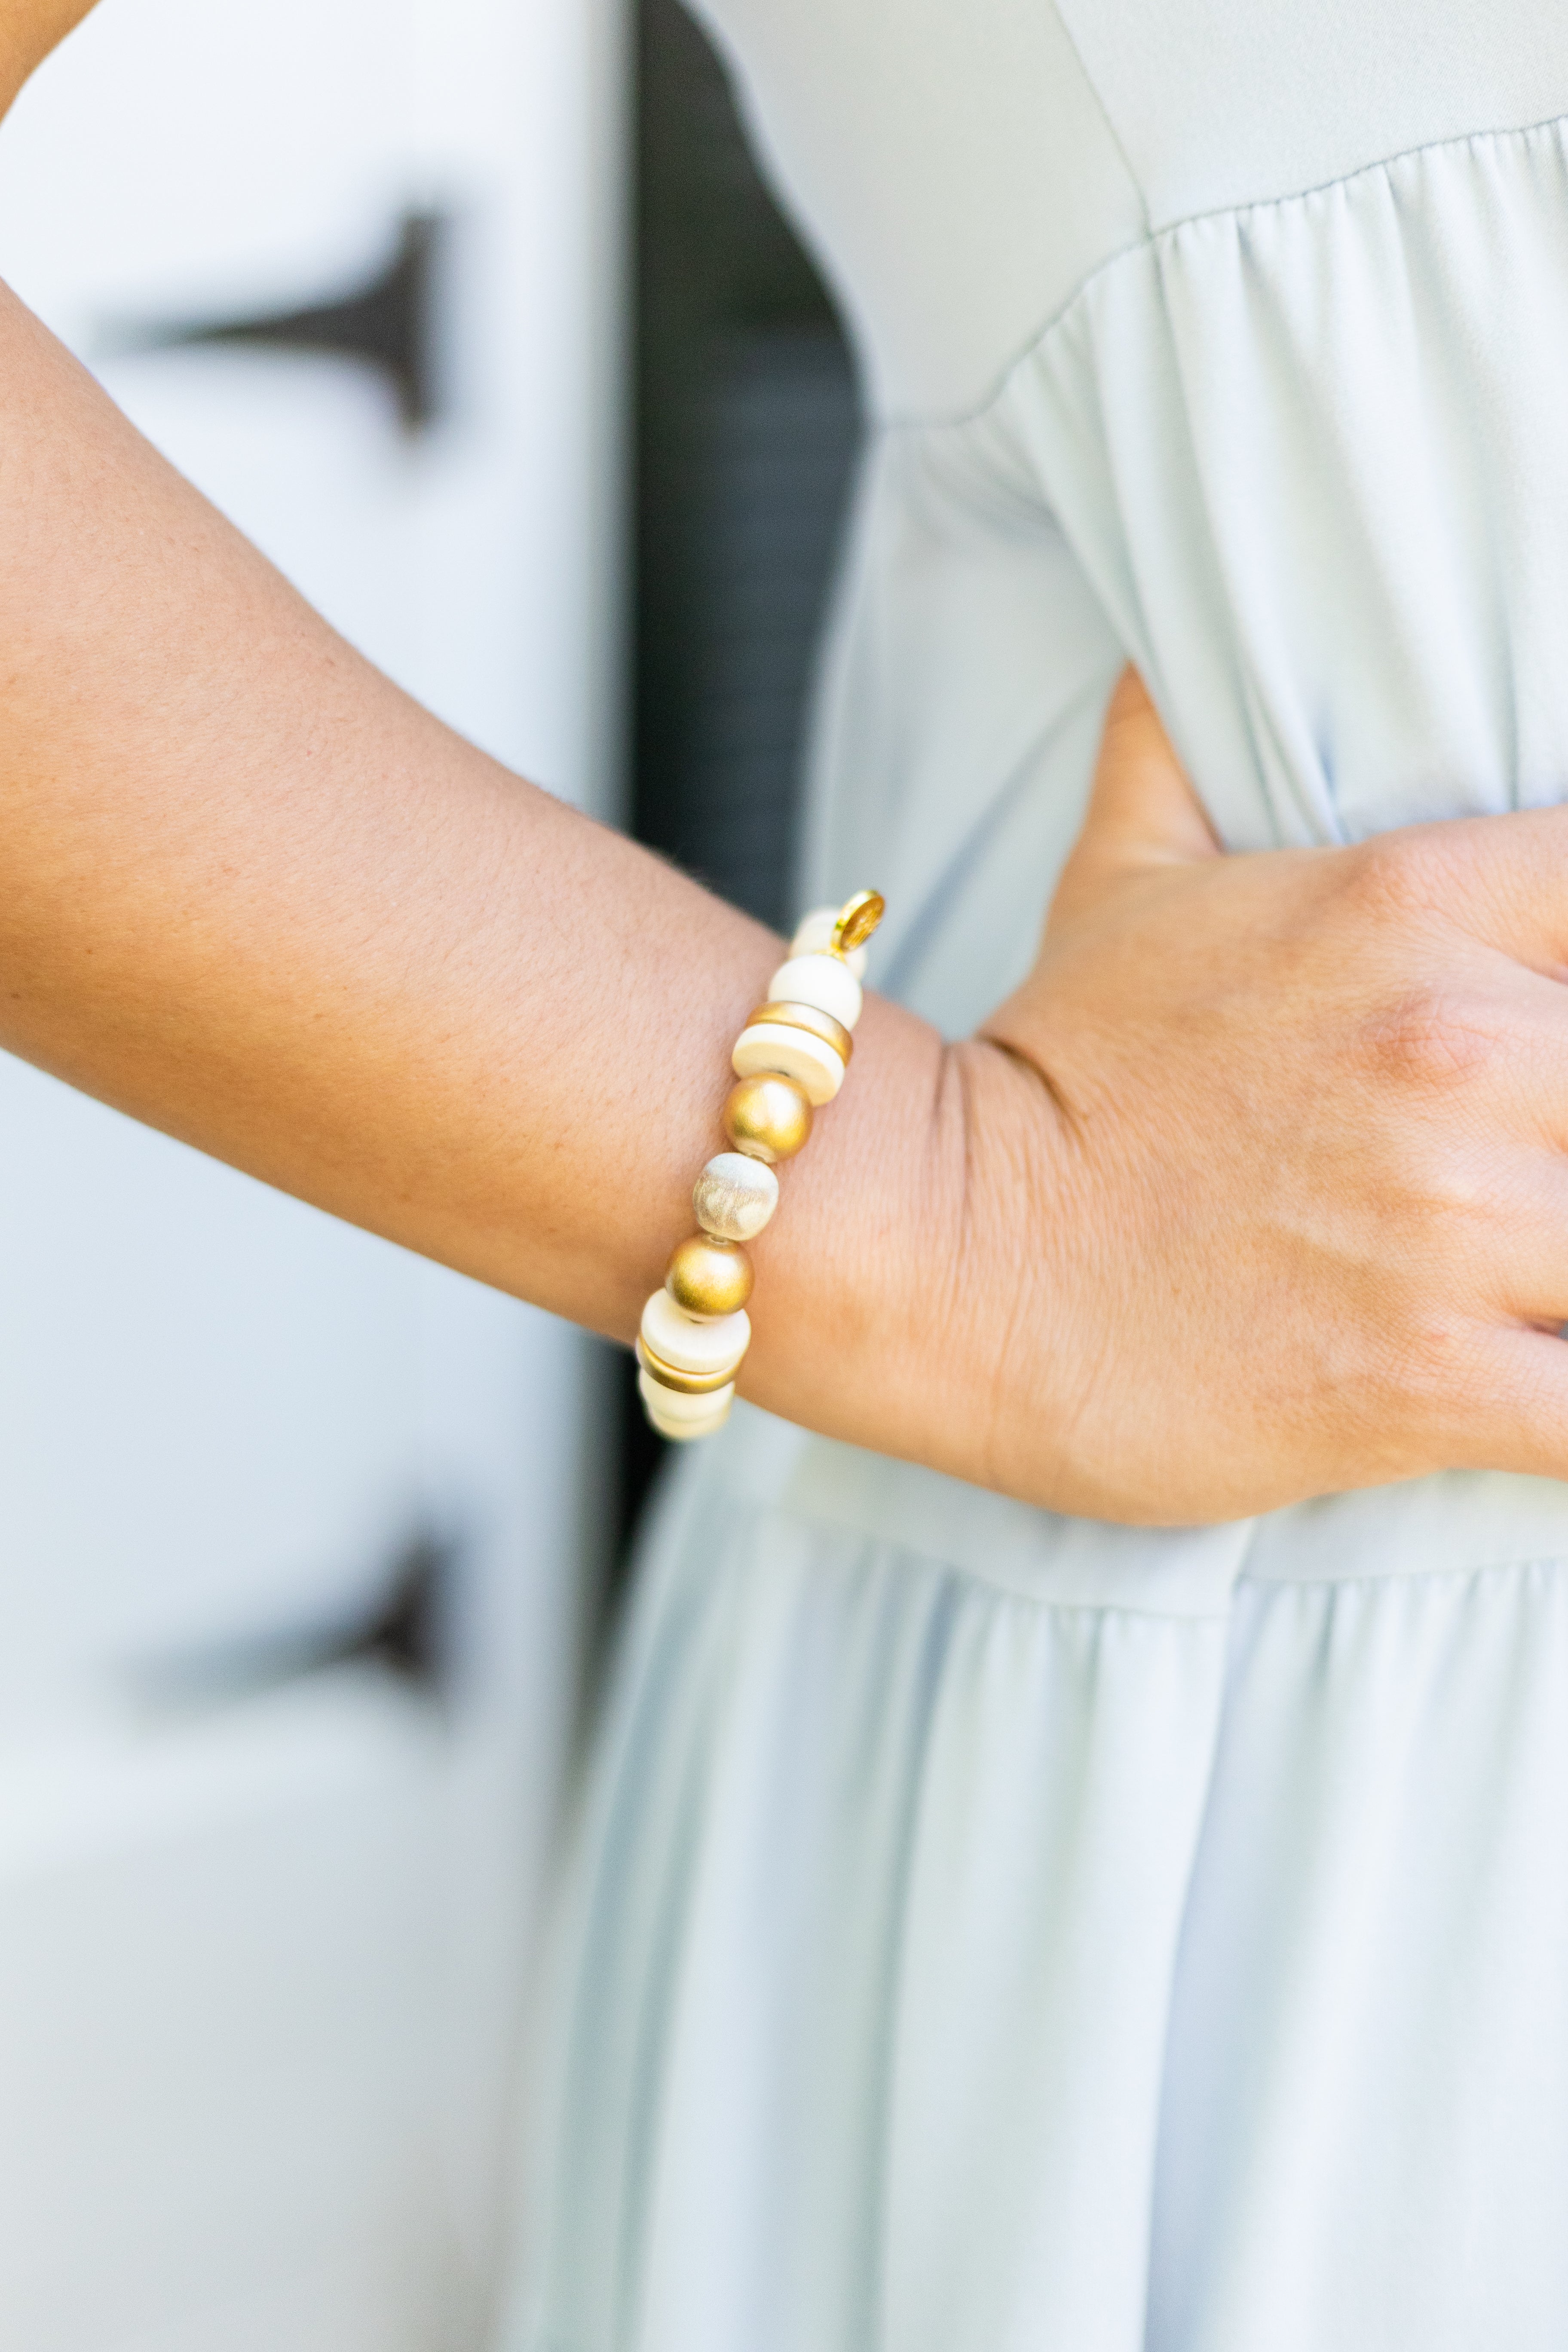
[1055,0,1568,232]
[687,0,1142,416]
[689,0,1568,418]
[521,10,1568,2347]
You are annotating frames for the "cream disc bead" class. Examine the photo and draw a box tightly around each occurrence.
[639,1368,733,1439]
[744,1000,852,1063]
[693,1152,778,1243]
[640,1288,750,1376]
[732,1021,845,1105]
[766,952,863,1031]
[636,1337,733,1394]
[790,906,870,980]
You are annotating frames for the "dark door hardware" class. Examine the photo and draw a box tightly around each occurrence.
[104,210,448,431]
[129,1521,463,1710]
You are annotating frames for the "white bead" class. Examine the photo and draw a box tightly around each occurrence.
[693,1152,779,1242]
[732,1021,845,1105]
[639,1367,734,1438]
[789,906,870,980]
[766,952,863,1031]
[640,1289,750,1375]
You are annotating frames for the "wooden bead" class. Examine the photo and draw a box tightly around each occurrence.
[636,1336,735,1393]
[743,999,852,1063]
[641,1288,750,1375]
[766,952,863,1031]
[722,1072,812,1164]
[639,1367,733,1440]
[732,1022,844,1106]
[790,906,870,979]
[693,1152,778,1242]
[666,1232,753,1318]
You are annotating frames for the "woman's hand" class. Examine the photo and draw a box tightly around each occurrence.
[940,668,1568,1524]
[7,260,1568,1530]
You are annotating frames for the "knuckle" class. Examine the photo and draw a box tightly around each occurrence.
[1357,986,1503,1094]
[1341,830,1457,928]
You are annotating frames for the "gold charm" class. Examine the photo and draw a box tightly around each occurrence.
[830,889,885,958]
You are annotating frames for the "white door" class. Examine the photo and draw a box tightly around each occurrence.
[0,0,624,2343]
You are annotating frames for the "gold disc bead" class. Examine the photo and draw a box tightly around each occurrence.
[742,1001,853,1065]
[666,1231,754,1320]
[722,1072,812,1164]
[635,1335,737,1395]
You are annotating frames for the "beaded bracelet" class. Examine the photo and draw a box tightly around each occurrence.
[637,888,886,1442]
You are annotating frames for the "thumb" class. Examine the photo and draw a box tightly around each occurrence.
[1050,668,1219,928]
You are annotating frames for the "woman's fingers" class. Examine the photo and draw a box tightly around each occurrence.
[1462,1150,1568,1324]
[1339,801,1568,977]
[971,672,1568,1518]
[1075,681,1568,987]
[1049,669,1220,928]
[1457,1324,1568,1482]
[1341,952,1568,1168]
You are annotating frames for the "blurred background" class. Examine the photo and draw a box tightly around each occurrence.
[0,0,855,2346]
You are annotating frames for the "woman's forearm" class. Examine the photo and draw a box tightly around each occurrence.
[0,282,969,1457]
[17,277,1568,1527]
[0,0,93,117]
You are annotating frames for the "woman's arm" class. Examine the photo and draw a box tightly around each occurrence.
[7,284,1568,1524]
[0,0,83,112]
[0,280,956,1421]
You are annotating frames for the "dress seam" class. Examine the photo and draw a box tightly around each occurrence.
[868,102,1568,442]
[708,1487,1568,1616]
[724,1489,1236,1623]
[1239,1549,1568,1598]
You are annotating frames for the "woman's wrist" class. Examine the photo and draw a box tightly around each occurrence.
[730,999,1048,1489]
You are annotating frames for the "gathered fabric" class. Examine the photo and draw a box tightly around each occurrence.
[520,13,1568,2341]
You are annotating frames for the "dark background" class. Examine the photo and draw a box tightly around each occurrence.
[612,0,861,1568]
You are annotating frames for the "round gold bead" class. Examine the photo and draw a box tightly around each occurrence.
[722,1072,812,1164]
[666,1232,754,1320]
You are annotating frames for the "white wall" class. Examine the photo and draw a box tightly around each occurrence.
[0,0,626,2343]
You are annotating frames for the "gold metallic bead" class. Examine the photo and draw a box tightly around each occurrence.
[666,1231,754,1319]
[743,1000,852,1066]
[722,1072,813,1164]
[831,888,885,957]
[636,1335,740,1395]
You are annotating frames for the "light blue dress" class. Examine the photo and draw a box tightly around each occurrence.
[522,8,1568,2346]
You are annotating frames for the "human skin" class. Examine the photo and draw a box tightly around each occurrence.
[7,17,1568,1525]
[0,0,92,113]
[976,673,1568,1517]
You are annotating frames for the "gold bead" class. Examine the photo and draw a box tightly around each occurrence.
[666,1232,754,1319]
[722,1072,812,1164]
[831,888,885,957]
[635,1336,738,1395]
[743,1000,853,1066]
